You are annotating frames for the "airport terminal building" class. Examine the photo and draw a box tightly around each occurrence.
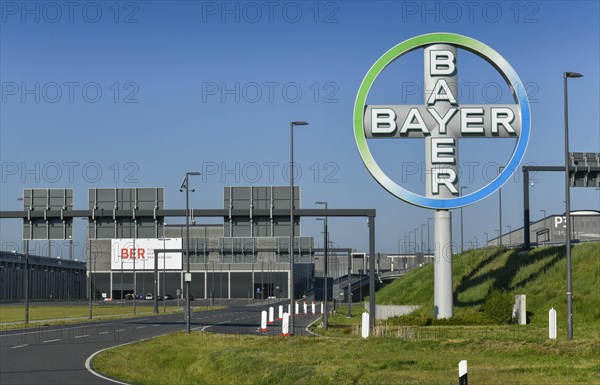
[489,210,600,247]
[87,186,315,301]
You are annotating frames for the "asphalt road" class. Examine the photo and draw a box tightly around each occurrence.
[0,300,321,385]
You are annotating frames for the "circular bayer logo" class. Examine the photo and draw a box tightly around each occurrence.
[353,33,531,210]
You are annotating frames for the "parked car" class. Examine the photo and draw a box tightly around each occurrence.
[164,294,174,300]
[156,295,163,301]
[145,293,153,300]
[136,294,144,300]
[125,293,135,300]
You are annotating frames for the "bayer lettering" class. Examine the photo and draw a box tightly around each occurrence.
[369,50,519,193]
[120,248,146,260]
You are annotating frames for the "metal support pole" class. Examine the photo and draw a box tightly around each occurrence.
[563,72,583,341]
[154,249,159,314]
[347,249,352,318]
[24,239,29,324]
[289,122,295,334]
[434,209,453,319]
[368,216,376,332]
[499,180,503,246]
[323,215,329,328]
[185,178,191,334]
[427,217,432,254]
[523,169,531,250]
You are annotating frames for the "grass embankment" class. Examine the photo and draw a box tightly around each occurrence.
[375,243,600,338]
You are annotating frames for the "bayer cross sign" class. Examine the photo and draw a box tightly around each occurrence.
[354,33,530,318]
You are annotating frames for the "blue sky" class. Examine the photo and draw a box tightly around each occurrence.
[1,0,599,259]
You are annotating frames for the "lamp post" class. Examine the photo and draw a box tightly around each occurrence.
[420,224,425,257]
[414,228,418,254]
[540,209,547,221]
[564,71,583,340]
[498,166,504,246]
[460,186,467,252]
[289,120,308,335]
[484,232,489,247]
[17,198,30,324]
[427,217,433,255]
[315,201,328,329]
[181,171,200,334]
[506,225,512,246]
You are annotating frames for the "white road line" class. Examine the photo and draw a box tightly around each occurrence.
[136,326,146,329]
[115,329,126,332]
[11,344,28,349]
[151,324,159,327]
[74,335,89,339]
[99,332,109,335]
[43,339,60,343]
[198,320,231,332]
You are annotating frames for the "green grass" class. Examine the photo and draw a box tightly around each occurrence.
[92,244,600,384]
[374,243,600,337]
[93,331,600,385]
[0,305,179,323]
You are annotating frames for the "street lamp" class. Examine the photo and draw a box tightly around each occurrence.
[315,201,329,329]
[540,209,547,221]
[460,186,467,252]
[420,224,425,257]
[427,217,433,254]
[564,71,583,340]
[180,171,200,334]
[414,228,418,254]
[17,197,30,324]
[498,166,504,246]
[484,232,489,247]
[506,225,512,246]
[289,120,309,335]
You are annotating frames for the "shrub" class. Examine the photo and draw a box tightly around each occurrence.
[482,289,513,324]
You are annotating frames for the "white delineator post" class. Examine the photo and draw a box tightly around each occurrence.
[459,360,468,385]
[311,302,316,314]
[320,302,324,314]
[549,307,557,340]
[303,301,307,315]
[259,310,268,332]
[278,305,283,320]
[288,304,291,315]
[361,312,369,339]
[268,306,274,325]
[281,312,290,336]
[295,302,299,315]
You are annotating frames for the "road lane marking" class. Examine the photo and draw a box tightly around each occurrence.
[43,339,60,343]
[115,329,126,332]
[11,344,28,349]
[74,335,89,339]
[99,332,109,335]
[136,326,146,329]
[151,324,159,327]
[197,320,231,332]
